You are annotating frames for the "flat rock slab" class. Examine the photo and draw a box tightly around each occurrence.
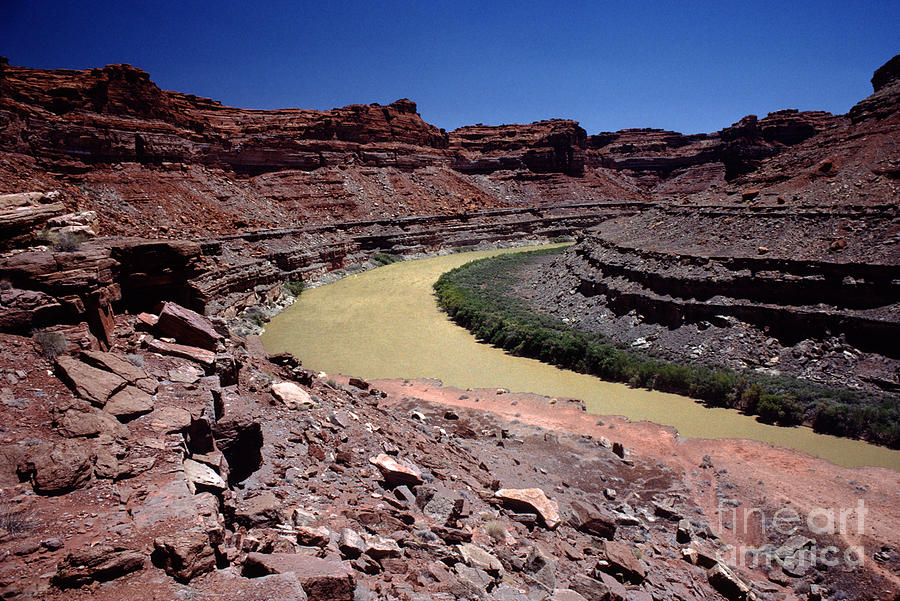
[456,543,503,576]
[53,544,145,588]
[569,499,616,539]
[52,398,128,438]
[156,302,221,350]
[146,338,215,367]
[148,406,194,432]
[495,488,561,529]
[271,381,314,409]
[169,364,204,384]
[55,355,125,406]
[369,453,424,487]
[707,563,751,601]
[200,571,308,601]
[80,350,158,393]
[243,553,356,601]
[598,540,645,584]
[105,385,154,421]
[183,458,227,494]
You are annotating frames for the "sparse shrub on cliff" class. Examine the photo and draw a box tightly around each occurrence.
[51,232,81,252]
[484,520,507,543]
[373,252,400,266]
[433,247,900,449]
[244,307,267,328]
[284,280,305,297]
[126,353,145,368]
[0,498,33,536]
[32,330,68,360]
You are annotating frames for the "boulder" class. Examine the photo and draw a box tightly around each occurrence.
[243,553,356,601]
[368,453,424,487]
[456,543,503,577]
[597,540,645,584]
[152,530,216,583]
[452,564,494,597]
[652,501,683,521]
[570,573,627,601]
[568,499,616,539]
[296,526,331,547]
[104,386,154,421]
[148,406,194,432]
[348,377,369,390]
[707,563,751,601]
[156,302,221,350]
[677,519,693,543]
[524,543,557,590]
[495,488,560,529]
[17,440,94,495]
[363,534,402,559]
[234,492,284,528]
[51,399,129,438]
[216,353,240,386]
[53,544,144,587]
[55,355,125,406]
[338,528,365,559]
[271,381,314,409]
[183,458,227,494]
[130,478,224,548]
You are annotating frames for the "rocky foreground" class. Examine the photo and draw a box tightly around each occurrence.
[0,301,897,601]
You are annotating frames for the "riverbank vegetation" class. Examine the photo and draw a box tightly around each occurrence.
[433,248,900,448]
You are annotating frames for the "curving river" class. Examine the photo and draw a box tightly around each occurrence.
[261,245,900,470]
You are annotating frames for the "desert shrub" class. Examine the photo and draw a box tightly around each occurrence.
[243,307,266,328]
[0,499,33,536]
[284,280,305,297]
[373,252,400,266]
[484,520,507,543]
[756,394,802,425]
[52,232,81,252]
[32,330,68,360]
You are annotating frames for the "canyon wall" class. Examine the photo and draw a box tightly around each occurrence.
[0,55,897,375]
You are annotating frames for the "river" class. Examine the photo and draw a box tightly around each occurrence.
[261,245,900,470]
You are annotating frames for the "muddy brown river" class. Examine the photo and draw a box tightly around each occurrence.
[262,245,900,470]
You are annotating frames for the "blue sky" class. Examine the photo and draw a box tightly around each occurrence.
[2,1,898,134]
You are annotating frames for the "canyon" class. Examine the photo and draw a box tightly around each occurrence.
[0,54,898,600]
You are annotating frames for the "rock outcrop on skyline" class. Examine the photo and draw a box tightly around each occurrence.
[2,55,897,241]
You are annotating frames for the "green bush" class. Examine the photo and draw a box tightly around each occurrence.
[432,247,900,448]
[373,252,400,266]
[756,394,803,425]
[284,280,305,297]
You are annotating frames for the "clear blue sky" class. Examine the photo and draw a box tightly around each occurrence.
[2,1,898,134]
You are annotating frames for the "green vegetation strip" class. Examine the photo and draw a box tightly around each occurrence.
[433,247,900,449]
